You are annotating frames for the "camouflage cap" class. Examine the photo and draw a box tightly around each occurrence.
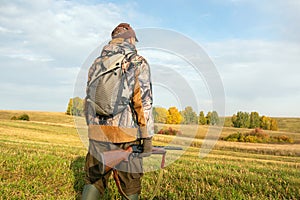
[111,23,139,42]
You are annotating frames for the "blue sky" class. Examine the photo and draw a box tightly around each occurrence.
[0,0,300,117]
[129,0,279,40]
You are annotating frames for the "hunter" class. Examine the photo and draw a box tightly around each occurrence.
[82,23,154,200]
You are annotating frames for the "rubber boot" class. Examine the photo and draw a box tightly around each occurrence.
[122,193,139,200]
[82,184,101,200]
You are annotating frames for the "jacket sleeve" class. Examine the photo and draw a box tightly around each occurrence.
[84,57,101,125]
[132,56,154,138]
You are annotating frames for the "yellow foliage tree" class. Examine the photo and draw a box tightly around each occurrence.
[270,118,278,131]
[153,107,168,123]
[166,107,182,124]
[260,116,271,130]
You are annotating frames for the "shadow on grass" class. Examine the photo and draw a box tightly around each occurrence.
[70,156,125,199]
[70,156,86,200]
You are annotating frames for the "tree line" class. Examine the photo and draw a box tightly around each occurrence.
[65,97,220,125]
[153,106,220,125]
[66,97,278,130]
[231,111,278,131]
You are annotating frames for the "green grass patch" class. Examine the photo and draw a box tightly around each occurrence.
[0,111,300,199]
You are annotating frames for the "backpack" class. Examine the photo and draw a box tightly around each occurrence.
[86,52,136,117]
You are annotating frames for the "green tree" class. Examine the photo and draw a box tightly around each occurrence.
[66,97,84,116]
[232,111,250,128]
[231,114,237,127]
[153,107,168,123]
[181,106,198,124]
[210,111,220,125]
[198,111,207,125]
[166,106,182,124]
[250,112,260,128]
[206,111,212,125]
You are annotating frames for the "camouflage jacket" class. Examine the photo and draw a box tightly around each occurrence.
[84,38,154,143]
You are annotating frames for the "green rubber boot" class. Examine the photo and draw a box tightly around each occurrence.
[82,184,101,200]
[122,193,139,200]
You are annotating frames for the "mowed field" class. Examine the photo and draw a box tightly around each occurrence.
[0,110,299,199]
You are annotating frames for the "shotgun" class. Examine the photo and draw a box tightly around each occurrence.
[102,145,183,200]
[101,145,183,173]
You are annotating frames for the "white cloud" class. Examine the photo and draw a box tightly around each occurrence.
[0,0,137,111]
[0,1,129,67]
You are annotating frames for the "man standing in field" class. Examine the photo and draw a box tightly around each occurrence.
[82,23,154,200]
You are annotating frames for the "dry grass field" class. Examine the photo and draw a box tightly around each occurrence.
[0,110,299,199]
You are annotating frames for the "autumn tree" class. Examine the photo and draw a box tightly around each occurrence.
[153,107,168,123]
[198,111,207,125]
[181,106,198,124]
[270,118,278,131]
[260,115,271,130]
[260,116,278,131]
[166,106,182,124]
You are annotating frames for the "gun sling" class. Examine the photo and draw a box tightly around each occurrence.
[112,148,167,200]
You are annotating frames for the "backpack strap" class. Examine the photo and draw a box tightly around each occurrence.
[113,70,127,116]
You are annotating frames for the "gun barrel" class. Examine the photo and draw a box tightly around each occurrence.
[152,147,166,155]
[153,146,183,150]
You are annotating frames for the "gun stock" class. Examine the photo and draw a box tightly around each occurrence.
[101,145,183,173]
[102,147,132,173]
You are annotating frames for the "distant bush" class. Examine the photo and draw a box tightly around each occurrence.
[223,132,242,142]
[18,114,30,121]
[11,114,30,121]
[157,127,182,136]
[271,135,294,143]
[223,128,293,144]
[245,128,269,143]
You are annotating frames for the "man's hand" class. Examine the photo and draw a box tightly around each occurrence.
[139,137,152,157]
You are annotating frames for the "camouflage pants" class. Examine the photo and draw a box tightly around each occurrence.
[84,140,143,196]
